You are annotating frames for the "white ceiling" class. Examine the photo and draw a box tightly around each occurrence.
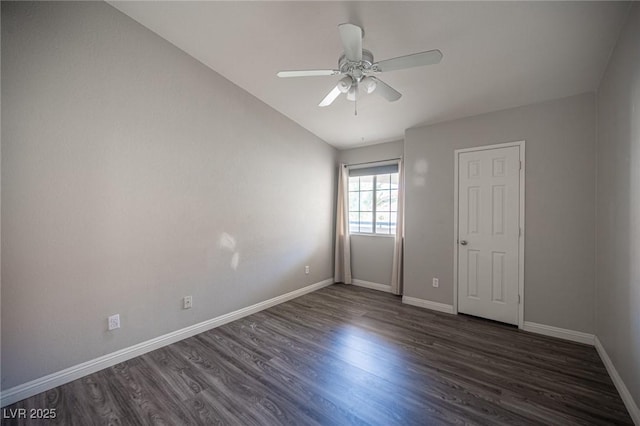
[108,1,630,149]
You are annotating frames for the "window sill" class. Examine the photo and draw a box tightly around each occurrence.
[350,233,395,238]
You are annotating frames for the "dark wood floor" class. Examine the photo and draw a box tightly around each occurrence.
[3,284,632,425]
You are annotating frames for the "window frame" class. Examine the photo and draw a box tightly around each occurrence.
[348,167,399,236]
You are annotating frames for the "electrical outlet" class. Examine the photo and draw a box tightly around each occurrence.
[183,296,193,309]
[305,266,310,275]
[108,314,120,331]
[432,278,439,288]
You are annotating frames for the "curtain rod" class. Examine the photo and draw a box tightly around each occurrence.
[344,157,401,167]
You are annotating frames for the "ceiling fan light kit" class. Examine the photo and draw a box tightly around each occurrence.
[337,76,352,93]
[277,23,442,113]
[361,76,377,94]
[346,84,358,102]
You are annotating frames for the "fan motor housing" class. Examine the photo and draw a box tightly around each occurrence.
[339,49,374,79]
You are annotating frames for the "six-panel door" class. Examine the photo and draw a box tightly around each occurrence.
[457,146,520,325]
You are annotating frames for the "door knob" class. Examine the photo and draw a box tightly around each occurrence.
[460,240,468,245]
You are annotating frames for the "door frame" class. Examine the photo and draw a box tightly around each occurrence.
[452,140,526,329]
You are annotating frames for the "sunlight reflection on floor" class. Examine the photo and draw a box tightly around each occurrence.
[332,324,403,378]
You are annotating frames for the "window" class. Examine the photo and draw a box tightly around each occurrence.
[348,164,399,235]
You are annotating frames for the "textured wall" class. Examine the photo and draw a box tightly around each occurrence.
[404,93,597,333]
[1,1,336,390]
[596,3,640,410]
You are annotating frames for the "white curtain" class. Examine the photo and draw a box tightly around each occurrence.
[391,159,404,294]
[334,163,352,284]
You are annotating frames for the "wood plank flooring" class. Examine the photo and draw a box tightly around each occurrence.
[3,284,633,425]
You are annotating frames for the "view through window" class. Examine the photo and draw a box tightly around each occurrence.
[348,166,398,235]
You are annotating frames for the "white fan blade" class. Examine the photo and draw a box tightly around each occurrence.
[277,70,339,78]
[319,85,342,107]
[372,78,402,102]
[375,49,442,72]
[338,23,362,62]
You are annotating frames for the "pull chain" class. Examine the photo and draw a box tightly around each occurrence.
[354,97,358,116]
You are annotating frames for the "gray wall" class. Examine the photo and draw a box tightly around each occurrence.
[349,235,395,286]
[404,93,597,333]
[1,1,336,390]
[339,141,404,166]
[338,141,403,287]
[596,4,640,408]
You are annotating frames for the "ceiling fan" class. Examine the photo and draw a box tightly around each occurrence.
[276,23,442,111]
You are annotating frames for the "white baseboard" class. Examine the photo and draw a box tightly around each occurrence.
[352,279,393,293]
[0,278,334,408]
[594,336,640,425]
[522,321,595,345]
[402,296,454,314]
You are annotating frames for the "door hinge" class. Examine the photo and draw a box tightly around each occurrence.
[518,294,521,304]
[519,160,522,170]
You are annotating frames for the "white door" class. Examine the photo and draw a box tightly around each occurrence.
[457,145,521,325]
